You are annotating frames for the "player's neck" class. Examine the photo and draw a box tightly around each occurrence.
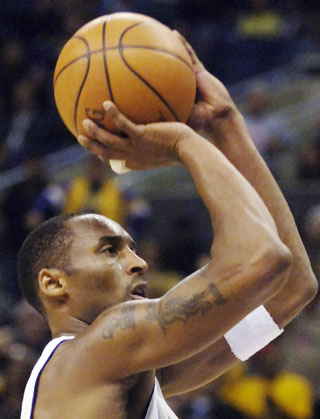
[48,312,89,338]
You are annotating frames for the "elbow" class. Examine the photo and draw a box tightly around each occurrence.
[271,241,293,278]
[253,239,293,297]
[302,273,318,305]
[275,271,318,328]
[268,241,293,291]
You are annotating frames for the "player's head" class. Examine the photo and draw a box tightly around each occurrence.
[17,213,148,323]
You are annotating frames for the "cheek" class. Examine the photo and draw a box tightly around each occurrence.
[95,276,112,292]
[92,262,123,293]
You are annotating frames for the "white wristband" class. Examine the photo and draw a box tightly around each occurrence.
[109,159,131,174]
[224,305,283,361]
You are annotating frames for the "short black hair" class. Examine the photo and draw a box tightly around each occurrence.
[17,213,79,315]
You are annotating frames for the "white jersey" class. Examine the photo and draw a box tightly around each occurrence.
[21,336,178,419]
[144,374,178,419]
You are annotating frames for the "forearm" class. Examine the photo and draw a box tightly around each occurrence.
[161,337,237,397]
[177,131,278,239]
[207,108,318,325]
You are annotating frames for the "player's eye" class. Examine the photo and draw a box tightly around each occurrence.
[100,245,118,255]
[129,242,137,253]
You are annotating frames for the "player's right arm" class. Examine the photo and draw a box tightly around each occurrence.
[76,105,292,381]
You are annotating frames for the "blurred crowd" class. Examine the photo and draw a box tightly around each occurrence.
[1,0,320,418]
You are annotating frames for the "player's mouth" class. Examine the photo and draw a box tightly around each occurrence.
[130,282,148,300]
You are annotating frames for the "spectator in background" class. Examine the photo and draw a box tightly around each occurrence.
[244,82,292,180]
[234,0,290,77]
[236,0,284,40]
[123,189,152,243]
[11,300,50,356]
[0,339,38,419]
[0,301,50,418]
[63,156,126,225]
[3,77,37,167]
[280,292,320,415]
[297,140,320,181]
[0,93,10,172]
[0,156,64,300]
[178,379,246,418]
[0,38,25,109]
[297,116,320,182]
[64,156,152,243]
[0,271,14,326]
[215,339,314,419]
[4,64,72,167]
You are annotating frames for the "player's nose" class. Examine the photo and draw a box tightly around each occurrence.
[126,251,148,276]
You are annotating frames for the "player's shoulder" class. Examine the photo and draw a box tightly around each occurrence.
[69,301,141,356]
[64,299,155,381]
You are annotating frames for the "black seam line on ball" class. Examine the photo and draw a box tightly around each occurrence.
[73,35,91,135]
[119,22,179,121]
[102,18,115,102]
[54,46,192,87]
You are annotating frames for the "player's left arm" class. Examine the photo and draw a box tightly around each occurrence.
[158,35,318,397]
[179,32,318,325]
[158,109,317,395]
[157,110,318,396]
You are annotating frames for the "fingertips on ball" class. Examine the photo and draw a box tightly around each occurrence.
[103,101,114,112]
[78,135,89,147]
[82,119,95,135]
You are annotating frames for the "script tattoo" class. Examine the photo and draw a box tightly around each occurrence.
[146,282,228,334]
[102,304,136,339]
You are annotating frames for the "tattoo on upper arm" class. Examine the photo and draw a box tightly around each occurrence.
[102,304,136,339]
[146,282,227,334]
[208,283,227,305]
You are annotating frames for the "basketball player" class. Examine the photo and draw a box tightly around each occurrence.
[19,37,317,419]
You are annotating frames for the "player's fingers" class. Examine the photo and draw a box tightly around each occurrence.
[82,119,126,150]
[82,119,113,141]
[78,135,124,161]
[103,101,142,137]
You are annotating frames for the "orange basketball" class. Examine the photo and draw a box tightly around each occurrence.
[53,12,196,137]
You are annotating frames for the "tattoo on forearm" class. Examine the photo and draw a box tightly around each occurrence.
[102,304,136,339]
[146,282,228,334]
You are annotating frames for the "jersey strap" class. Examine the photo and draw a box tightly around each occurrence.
[20,335,75,419]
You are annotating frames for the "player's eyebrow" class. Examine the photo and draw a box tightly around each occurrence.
[96,235,122,249]
[96,235,137,252]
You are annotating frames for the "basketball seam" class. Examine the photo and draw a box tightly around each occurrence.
[118,22,179,121]
[102,19,115,102]
[54,45,193,87]
[73,35,91,135]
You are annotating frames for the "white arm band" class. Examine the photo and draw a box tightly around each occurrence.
[109,159,131,174]
[224,305,283,361]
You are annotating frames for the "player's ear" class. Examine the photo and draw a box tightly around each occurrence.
[38,268,68,299]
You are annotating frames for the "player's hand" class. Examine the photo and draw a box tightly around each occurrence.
[175,31,236,135]
[78,101,196,170]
